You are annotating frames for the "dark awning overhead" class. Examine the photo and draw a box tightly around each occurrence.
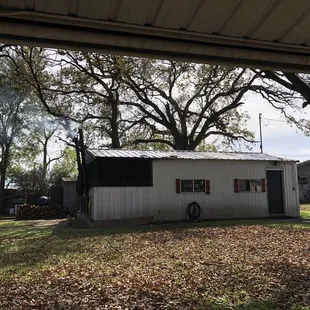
[1,0,310,72]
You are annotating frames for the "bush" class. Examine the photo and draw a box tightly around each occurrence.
[17,204,70,220]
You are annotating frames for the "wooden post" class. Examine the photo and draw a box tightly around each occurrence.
[78,129,89,218]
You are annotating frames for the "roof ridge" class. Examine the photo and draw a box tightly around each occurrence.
[87,149,296,162]
[90,148,267,155]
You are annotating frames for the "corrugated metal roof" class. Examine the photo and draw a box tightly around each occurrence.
[87,149,295,162]
[1,0,310,71]
[0,0,308,47]
[297,160,310,167]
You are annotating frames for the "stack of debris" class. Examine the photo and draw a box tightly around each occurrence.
[17,205,70,220]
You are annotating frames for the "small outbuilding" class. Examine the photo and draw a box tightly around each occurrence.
[297,160,310,202]
[61,177,78,214]
[86,149,299,222]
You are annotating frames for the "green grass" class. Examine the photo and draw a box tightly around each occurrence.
[300,204,310,219]
[0,216,310,309]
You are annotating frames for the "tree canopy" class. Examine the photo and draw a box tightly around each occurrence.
[3,46,308,153]
[0,45,310,205]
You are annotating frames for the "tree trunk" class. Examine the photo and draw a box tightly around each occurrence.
[0,177,5,214]
[110,101,121,149]
[0,151,9,213]
[41,141,48,194]
[174,135,192,150]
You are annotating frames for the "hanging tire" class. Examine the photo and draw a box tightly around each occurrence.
[186,201,202,221]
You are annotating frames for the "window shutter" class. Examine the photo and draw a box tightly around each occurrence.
[234,179,239,193]
[205,180,210,194]
[176,179,181,193]
[261,179,266,192]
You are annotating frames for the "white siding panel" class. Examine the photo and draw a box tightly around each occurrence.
[91,159,300,221]
[282,163,299,217]
[92,187,155,220]
[90,188,95,220]
[232,161,268,218]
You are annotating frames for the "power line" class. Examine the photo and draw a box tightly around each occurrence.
[262,117,288,123]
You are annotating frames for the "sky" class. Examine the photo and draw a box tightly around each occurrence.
[241,92,310,163]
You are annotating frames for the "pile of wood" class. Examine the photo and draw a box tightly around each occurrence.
[17,205,70,220]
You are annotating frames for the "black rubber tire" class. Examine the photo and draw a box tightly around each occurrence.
[186,201,202,221]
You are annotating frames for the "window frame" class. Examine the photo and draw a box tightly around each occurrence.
[194,179,206,192]
[180,179,194,193]
[180,179,206,193]
[237,179,263,193]
[93,158,153,187]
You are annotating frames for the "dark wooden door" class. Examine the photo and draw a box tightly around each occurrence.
[267,170,284,215]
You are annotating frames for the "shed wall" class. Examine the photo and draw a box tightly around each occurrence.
[297,164,310,179]
[63,182,78,213]
[297,164,310,202]
[91,160,299,221]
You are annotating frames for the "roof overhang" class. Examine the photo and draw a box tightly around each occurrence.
[1,1,310,72]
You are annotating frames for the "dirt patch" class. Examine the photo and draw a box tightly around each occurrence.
[30,219,65,228]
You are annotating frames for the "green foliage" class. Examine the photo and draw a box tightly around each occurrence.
[197,142,217,152]
[48,147,77,185]
[0,56,34,210]
[7,164,42,193]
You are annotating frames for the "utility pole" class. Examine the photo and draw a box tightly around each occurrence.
[259,113,263,154]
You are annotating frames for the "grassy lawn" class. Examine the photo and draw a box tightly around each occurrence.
[1,218,310,309]
[300,204,310,219]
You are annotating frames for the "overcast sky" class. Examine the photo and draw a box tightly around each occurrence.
[241,92,310,163]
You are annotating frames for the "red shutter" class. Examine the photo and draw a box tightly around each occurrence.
[261,179,266,192]
[176,179,181,193]
[205,180,210,194]
[234,179,239,193]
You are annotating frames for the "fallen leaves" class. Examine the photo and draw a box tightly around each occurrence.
[0,223,310,309]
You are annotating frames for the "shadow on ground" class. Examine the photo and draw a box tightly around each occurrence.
[53,218,310,239]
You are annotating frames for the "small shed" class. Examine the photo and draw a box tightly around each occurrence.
[61,177,78,214]
[86,149,299,222]
[297,160,310,202]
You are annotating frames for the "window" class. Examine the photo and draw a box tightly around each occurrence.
[235,179,264,193]
[93,158,153,187]
[179,179,208,193]
[251,179,262,192]
[181,180,194,192]
[239,180,250,192]
[194,180,205,192]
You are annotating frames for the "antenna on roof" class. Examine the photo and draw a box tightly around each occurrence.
[259,113,263,154]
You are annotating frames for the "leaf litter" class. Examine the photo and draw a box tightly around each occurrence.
[0,224,310,309]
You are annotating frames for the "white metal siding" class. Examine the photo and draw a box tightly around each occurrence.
[91,160,299,221]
